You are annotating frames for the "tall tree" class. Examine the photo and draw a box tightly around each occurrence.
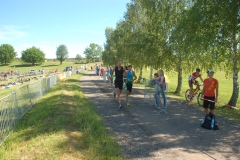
[185,0,240,106]
[21,46,45,66]
[56,44,68,65]
[83,43,103,62]
[0,44,17,65]
[75,54,82,62]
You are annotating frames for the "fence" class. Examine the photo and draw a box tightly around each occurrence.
[0,69,83,145]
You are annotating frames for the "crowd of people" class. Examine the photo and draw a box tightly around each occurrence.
[94,60,219,119]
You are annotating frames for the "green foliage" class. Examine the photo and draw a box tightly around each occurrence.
[75,54,82,62]
[83,43,103,62]
[103,0,240,106]
[56,44,69,65]
[0,44,17,65]
[21,46,45,66]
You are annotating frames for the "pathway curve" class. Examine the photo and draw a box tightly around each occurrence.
[80,72,240,160]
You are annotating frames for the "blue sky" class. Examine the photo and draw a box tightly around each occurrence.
[0,0,129,58]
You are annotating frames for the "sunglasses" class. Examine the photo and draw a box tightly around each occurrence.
[208,70,214,73]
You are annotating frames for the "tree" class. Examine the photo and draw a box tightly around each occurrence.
[21,46,45,66]
[0,44,17,65]
[83,43,103,62]
[184,0,240,106]
[56,44,68,65]
[75,54,82,62]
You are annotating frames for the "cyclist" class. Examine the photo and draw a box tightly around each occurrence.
[188,68,203,97]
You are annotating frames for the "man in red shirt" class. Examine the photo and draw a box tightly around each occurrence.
[201,70,219,115]
[188,68,204,96]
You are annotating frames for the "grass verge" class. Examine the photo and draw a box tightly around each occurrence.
[0,74,123,160]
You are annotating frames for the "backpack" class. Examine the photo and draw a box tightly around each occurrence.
[200,112,219,130]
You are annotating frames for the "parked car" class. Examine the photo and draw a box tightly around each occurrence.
[65,66,72,71]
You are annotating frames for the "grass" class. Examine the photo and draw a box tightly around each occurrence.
[0,59,99,73]
[0,74,123,160]
[134,68,240,122]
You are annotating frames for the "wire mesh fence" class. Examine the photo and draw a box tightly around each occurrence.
[0,70,82,145]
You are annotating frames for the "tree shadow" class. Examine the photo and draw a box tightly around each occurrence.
[41,64,59,67]
[10,64,34,67]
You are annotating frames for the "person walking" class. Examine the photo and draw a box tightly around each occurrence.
[111,60,126,109]
[124,65,137,106]
[201,70,218,115]
[154,70,167,109]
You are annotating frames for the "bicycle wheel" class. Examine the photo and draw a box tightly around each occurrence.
[185,89,191,101]
[197,92,203,106]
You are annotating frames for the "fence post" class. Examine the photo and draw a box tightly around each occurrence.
[40,79,43,96]
[27,84,33,108]
[12,91,20,126]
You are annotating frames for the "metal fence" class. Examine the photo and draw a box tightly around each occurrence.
[0,70,83,145]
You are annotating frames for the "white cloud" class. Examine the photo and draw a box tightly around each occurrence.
[0,25,28,41]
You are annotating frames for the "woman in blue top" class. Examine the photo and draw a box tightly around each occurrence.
[124,65,137,106]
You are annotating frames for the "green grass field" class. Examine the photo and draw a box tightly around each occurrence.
[0,60,102,99]
[0,74,123,160]
[133,68,240,122]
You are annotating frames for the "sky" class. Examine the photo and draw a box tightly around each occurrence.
[0,0,130,58]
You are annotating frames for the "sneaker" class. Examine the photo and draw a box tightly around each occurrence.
[127,103,130,106]
[119,104,122,109]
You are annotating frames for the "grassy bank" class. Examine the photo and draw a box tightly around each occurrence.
[0,74,123,160]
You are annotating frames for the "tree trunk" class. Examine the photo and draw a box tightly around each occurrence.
[175,57,182,93]
[149,66,153,80]
[138,66,143,81]
[228,39,239,107]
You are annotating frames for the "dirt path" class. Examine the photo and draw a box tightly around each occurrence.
[80,72,240,160]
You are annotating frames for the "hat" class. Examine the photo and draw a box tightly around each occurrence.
[207,70,214,73]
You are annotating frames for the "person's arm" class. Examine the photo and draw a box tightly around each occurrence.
[200,76,204,83]
[201,82,205,97]
[215,84,219,102]
[123,70,127,77]
[133,72,137,81]
[111,67,115,75]
[123,67,126,77]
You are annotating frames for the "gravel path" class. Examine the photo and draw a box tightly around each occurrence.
[80,72,240,160]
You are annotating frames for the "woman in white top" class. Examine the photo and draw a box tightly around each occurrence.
[154,69,167,108]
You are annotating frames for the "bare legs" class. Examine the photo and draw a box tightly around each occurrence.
[115,88,122,104]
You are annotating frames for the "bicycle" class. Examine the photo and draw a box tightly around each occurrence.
[185,82,203,106]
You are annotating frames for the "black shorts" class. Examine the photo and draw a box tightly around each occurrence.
[203,96,215,109]
[188,80,198,88]
[126,83,133,92]
[115,80,123,90]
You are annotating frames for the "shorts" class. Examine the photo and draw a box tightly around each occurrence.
[115,80,123,90]
[203,96,215,109]
[126,83,133,92]
[188,80,198,88]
